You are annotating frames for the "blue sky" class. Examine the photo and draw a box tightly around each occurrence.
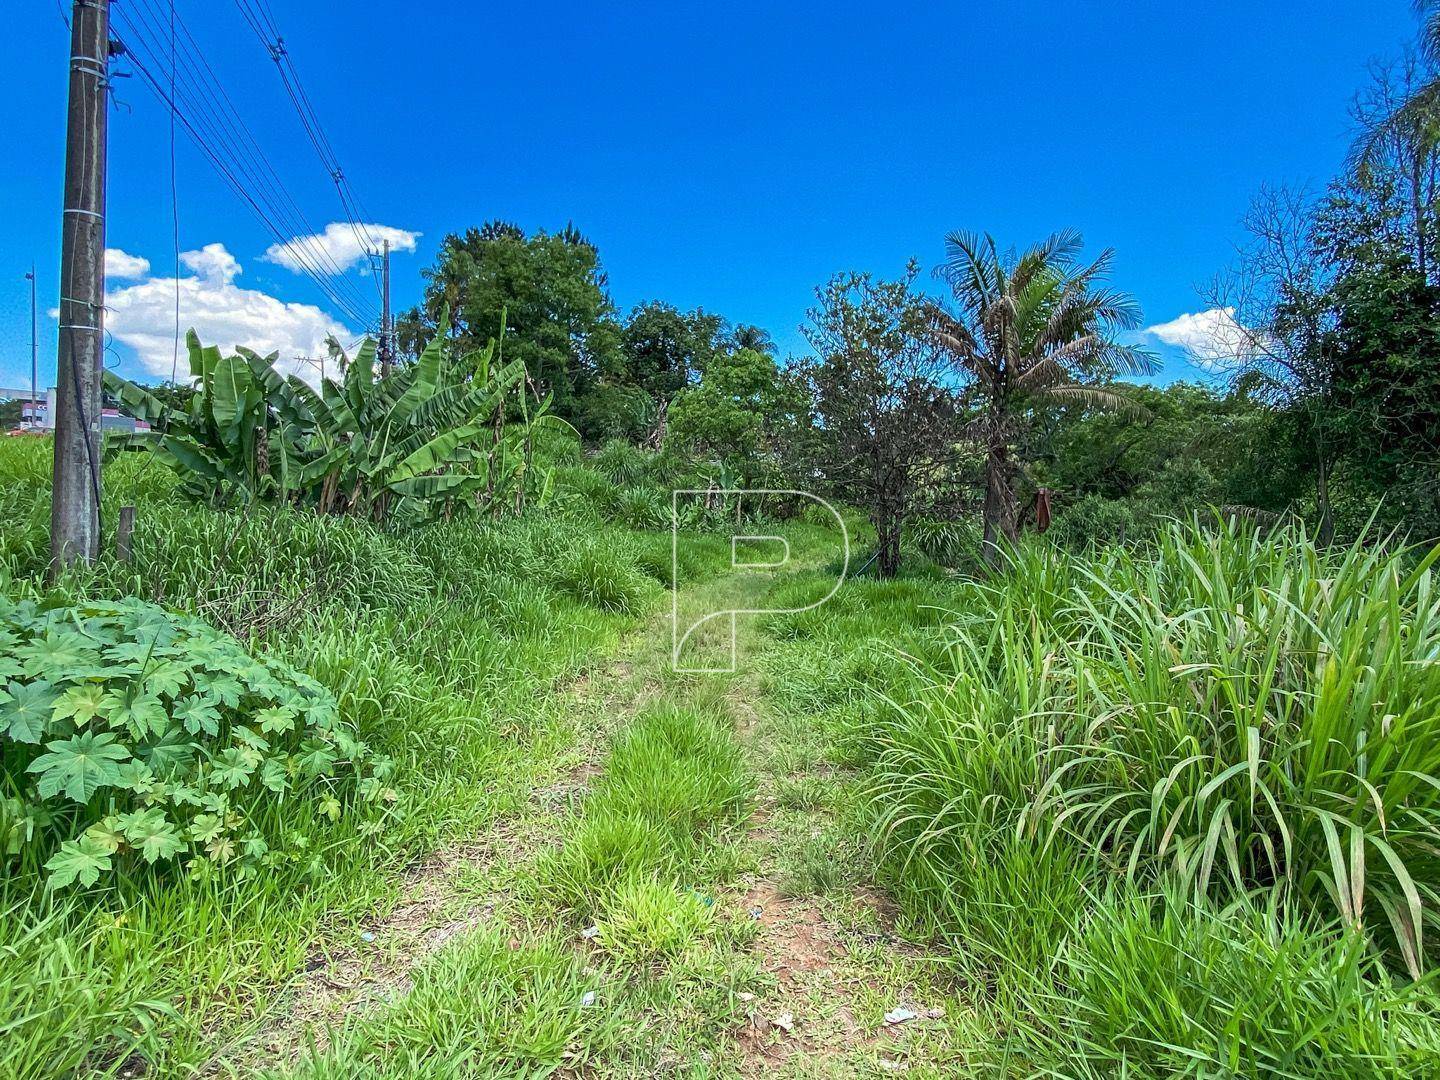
[0,1,1421,391]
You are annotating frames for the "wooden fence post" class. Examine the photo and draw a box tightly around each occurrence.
[116,504,135,563]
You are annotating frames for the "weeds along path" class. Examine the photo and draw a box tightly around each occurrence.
[219,544,967,1078]
[205,596,674,1076]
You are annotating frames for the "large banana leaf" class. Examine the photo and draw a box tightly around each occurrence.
[406,358,525,433]
[385,472,488,499]
[102,370,169,425]
[207,353,253,454]
[240,347,312,428]
[386,312,450,425]
[294,445,349,486]
[387,421,490,483]
[343,339,376,420]
[185,330,213,381]
[159,435,229,483]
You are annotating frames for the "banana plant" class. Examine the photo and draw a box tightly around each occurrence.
[105,315,552,523]
[284,312,530,521]
[104,333,314,504]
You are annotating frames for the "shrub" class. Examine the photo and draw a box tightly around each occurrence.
[595,878,715,963]
[0,596,391,889]
[1047,491,1147,548]
[549,541,654,614]
[549,465,619,519]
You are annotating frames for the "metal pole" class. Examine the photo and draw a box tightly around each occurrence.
[25,266,37,426]
[380,238,392,377]
[51,0,110,569]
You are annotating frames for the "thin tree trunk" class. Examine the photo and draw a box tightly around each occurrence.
[982,440,1018,567]
[876,512,902,578]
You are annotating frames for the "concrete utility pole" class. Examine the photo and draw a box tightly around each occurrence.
[50,0,111,569]
[378,238,393,377]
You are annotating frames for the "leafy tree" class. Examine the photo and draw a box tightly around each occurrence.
[797,264,962,577]
[572,382,658,445]
[668,347,804,485]
[618,301,725,407]
[929,230,1153,564]
[398,222,623,424]
[1031,381,1304,518]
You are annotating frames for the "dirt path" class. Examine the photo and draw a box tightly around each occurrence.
[203,613,668,1076]
[722,652,967,1078]
[209,559,971,1078]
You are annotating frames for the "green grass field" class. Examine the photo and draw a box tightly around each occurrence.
[6,437,1440,1077]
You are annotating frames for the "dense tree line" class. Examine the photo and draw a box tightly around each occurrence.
[389,8,1440,573]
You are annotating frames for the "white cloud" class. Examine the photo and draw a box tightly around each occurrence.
[1143,307,1255,370]
[105,243,355,383]
[105,248,150,280]
[180,242,241,283]
[264,222,420,275]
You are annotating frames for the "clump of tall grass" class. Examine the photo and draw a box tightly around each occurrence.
[549,539,656,614]
[592,439,656,487]
[538,703,752,919]
[1009,888,1440,1076]
[875,521,1440,976]
[830,520,1440,1069]
[904,516,981,568]
[614,485,671,530]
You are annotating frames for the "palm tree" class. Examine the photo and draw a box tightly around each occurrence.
[1351,3,1440,281]
[729,324,776,356]
[929,230,1155,564]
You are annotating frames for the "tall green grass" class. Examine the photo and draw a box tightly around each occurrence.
[537,701,753,920]
[0,438,733,1078]
[761,518,1440,1074]
[877,523,1440,973]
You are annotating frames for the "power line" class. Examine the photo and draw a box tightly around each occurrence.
[110,0,375,328]
[122,0,374,320]
[167,0,179,383]
[231,0,384,299]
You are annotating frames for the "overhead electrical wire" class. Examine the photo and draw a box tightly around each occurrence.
[121,2,374,326]
[120,0,375,314]
[167,0,180,383]
[110,0,375,330]
[231,0,385,298]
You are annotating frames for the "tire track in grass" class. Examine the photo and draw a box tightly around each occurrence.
[232,569,762,1078]
[204,605,673,1077]
[720,574,979,1078]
